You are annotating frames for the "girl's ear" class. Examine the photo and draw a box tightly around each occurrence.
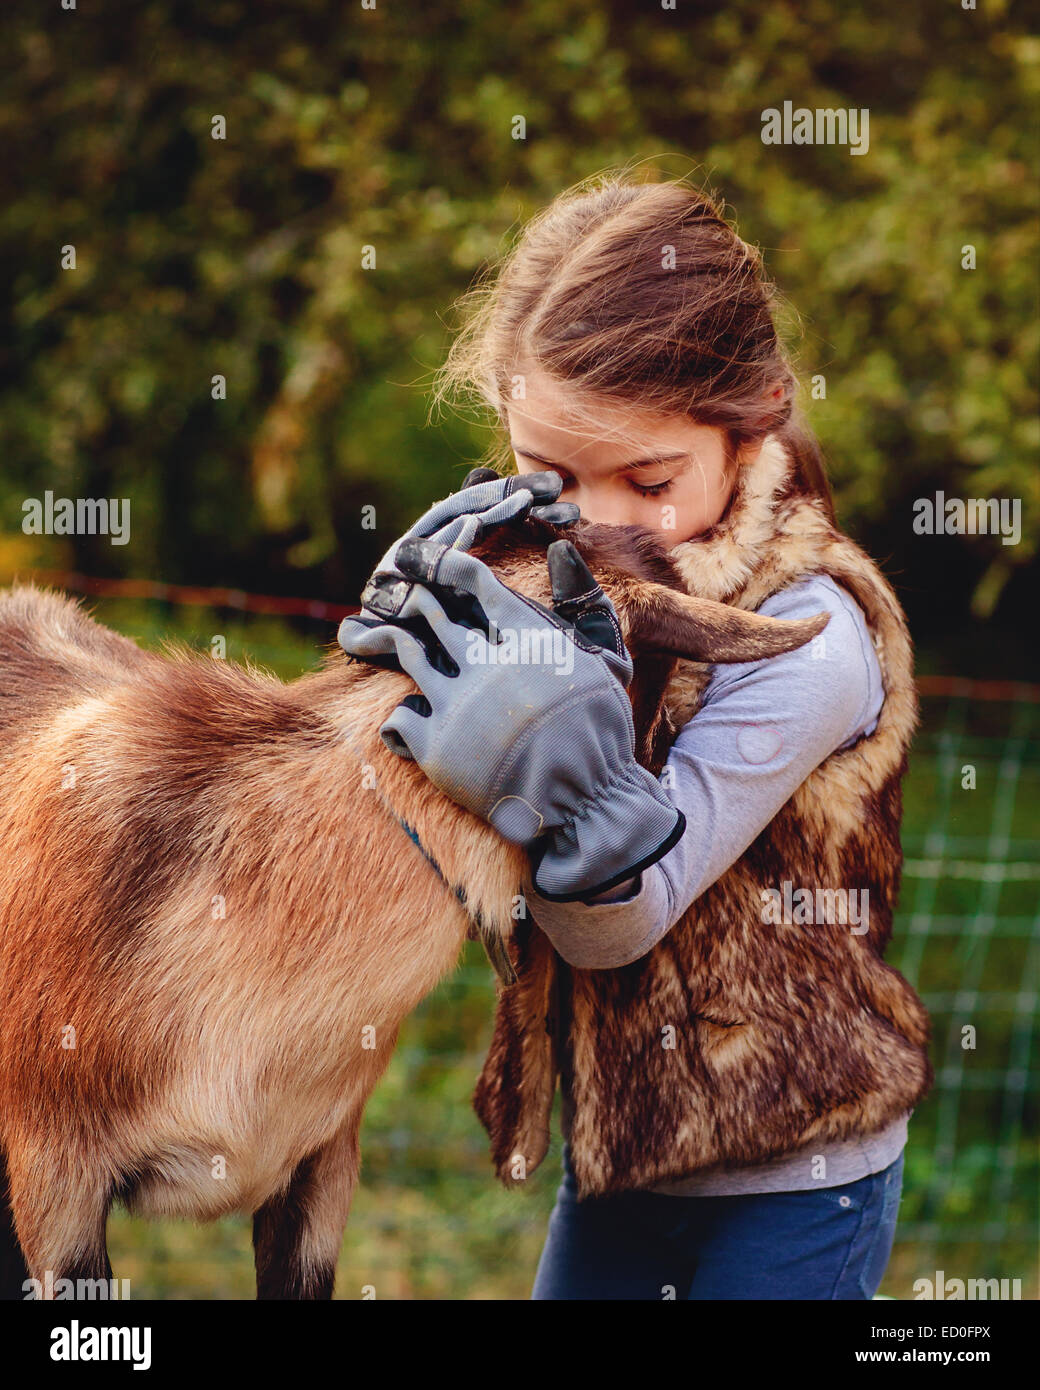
[623,584,829,664]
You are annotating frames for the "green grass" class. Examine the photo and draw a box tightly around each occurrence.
[82,604,1040,1298]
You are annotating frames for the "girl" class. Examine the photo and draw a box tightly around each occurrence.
[338,172,933,1300]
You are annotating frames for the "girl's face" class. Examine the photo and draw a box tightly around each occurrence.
[507,363,763,543]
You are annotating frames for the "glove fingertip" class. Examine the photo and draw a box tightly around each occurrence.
[530,503,581,528]
[381,729,414,759]
[546,538,599,602]
[462,466,501,489]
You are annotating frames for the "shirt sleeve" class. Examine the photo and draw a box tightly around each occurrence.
[521,574,885,969]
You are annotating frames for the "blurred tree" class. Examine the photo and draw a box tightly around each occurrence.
[0,0,1035,660]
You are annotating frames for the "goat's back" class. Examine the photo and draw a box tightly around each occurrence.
[0,584,152,742]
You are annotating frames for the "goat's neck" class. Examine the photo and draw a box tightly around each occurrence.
[295,658,529,945]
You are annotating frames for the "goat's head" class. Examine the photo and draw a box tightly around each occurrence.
[452,513,828,776]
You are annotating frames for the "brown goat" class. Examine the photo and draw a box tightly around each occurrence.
[0,517,826,1299]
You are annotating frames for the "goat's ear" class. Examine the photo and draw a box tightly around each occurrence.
[624,584,829,663]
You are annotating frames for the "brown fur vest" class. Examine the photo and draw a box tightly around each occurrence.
[472,434,934,1200]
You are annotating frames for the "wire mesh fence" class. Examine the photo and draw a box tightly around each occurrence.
[9,577,1037,1299]
[889,683,1038,1276]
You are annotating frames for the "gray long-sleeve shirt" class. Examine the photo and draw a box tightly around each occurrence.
[522,574,911,1194]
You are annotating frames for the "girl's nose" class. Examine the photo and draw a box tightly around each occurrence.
[572,488,642,528]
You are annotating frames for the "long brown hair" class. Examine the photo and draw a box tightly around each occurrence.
[430,169,836,523]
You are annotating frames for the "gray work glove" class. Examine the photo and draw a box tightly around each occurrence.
[347,467,579,675]
[337,535,686,902]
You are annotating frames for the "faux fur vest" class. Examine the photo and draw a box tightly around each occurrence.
[472,433,934,1200]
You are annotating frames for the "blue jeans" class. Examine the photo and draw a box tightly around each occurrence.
[531,1144,904,1299]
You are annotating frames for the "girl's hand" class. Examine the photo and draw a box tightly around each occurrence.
[337,537,685,902]
[360,465,579,604]
[346,466,580,672]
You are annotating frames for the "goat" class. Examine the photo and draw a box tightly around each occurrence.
[0,516,827,1299]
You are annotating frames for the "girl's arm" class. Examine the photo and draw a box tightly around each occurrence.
[521,573,885,969]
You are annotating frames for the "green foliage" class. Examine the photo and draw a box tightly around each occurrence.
[1,0,1036,629]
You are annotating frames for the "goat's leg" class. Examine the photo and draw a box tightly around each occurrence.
[252,1120,361,1300]
[0,1150,31,1300]
[5,1144,112,1298]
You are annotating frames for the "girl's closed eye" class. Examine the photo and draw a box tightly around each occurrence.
[631,478,673,497]
[551,471,674,498]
